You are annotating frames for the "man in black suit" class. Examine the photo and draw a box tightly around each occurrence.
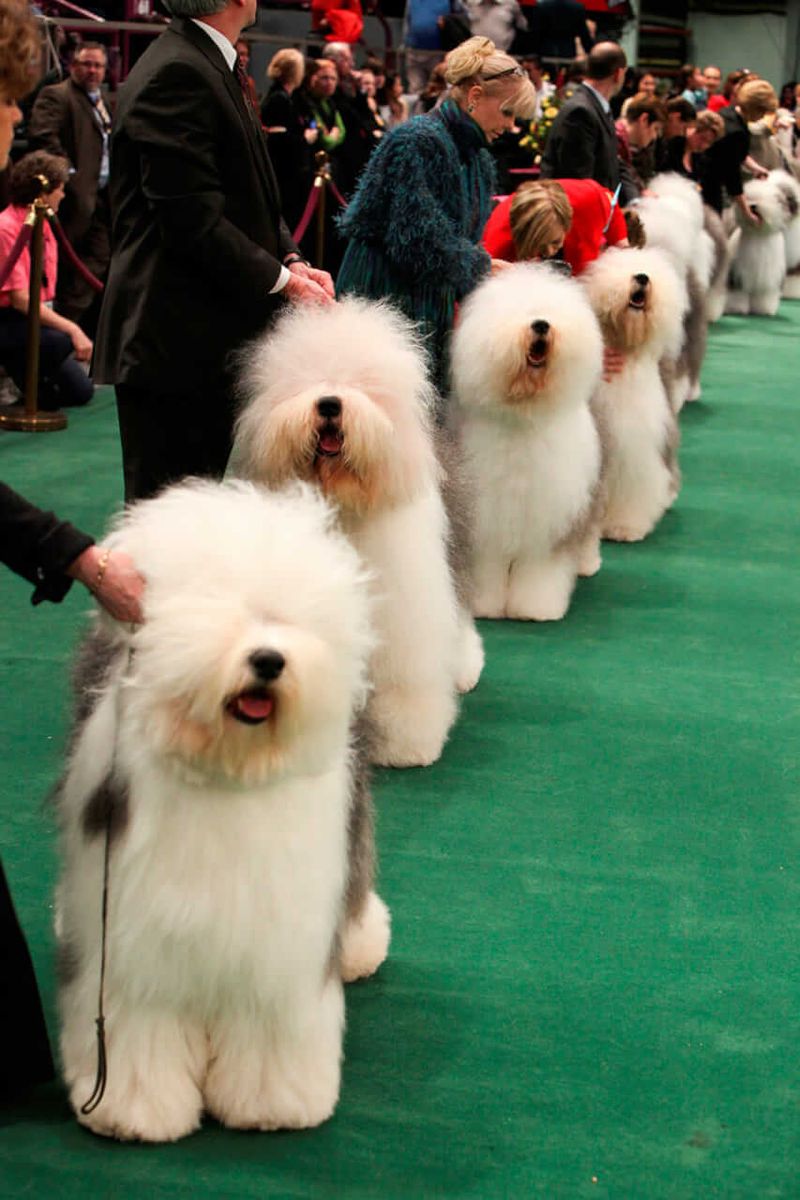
[94,0,334,503]
[28,42,113,332]
[540,41,639,205]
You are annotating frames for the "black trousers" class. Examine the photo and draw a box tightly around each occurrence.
[56,188,111,336]
[115,381,236,503]
[0,309,93,410]
[0,859,54,1099]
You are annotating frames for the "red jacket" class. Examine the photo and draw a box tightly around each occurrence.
[483,177,628,276]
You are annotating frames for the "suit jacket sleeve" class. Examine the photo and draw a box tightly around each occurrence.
[125,60,288,296]
[28,86,70,161]
[0,481,94,604]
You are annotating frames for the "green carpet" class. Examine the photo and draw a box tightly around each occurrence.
[1,307,798,1198]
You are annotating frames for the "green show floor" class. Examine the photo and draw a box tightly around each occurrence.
[1,307,798,1198]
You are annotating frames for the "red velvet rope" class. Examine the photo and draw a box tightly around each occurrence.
[292,183,320,244]
[0,221,33,292]
[49,214,104,293]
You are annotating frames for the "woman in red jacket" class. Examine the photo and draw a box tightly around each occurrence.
[483,176,628,274]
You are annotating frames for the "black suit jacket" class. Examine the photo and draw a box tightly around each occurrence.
[94,18,297,392]
[28,78,105,242]
[540,83,639,204]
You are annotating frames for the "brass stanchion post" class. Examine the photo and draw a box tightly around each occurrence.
[314,150,331,271]
[0,181,67,432]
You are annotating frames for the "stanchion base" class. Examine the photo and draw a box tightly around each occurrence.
[0,407,67,432]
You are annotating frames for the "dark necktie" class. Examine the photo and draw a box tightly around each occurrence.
[234,58,259,122]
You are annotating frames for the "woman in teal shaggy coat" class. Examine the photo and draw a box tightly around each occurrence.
[337,37,536,398]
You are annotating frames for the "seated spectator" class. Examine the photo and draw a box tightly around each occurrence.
[378,72,410,130]
[356,68,387,144]
[675,63,707,110]
[413,59,448,114]
[0,151,93,411]
[775,82,800,163]
[521,54,556,120]
[483,177,628,276]
[703,64,722,106]
[295,57,347,159]
[708,69,748,114]
[619,70,657,117]
[261,49,313,233]
[311,0,364,45]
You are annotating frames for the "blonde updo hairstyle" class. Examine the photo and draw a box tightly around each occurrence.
[267,48,304,90]
[445,36,537,119]
[510,180,573,261]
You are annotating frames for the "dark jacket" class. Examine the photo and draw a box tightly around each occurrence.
[541,82,639,204]
[701,105,749,212]
[27,78,105,243]
[0,481,92,604]
[527,0,593,60]
[261,82,313,229]
[94,18,297,392]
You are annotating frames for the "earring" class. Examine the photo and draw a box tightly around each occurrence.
[467,104,474,113]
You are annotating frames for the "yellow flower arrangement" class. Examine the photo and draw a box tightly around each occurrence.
[519,94,563,162]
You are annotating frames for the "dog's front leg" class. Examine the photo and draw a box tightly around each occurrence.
[204,980,344,1131]
[506,553,575,622]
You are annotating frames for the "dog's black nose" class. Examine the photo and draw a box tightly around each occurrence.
[531,319,550,336]
[248,650,285,681]
[634,273,649,287]
[317,396,341,418]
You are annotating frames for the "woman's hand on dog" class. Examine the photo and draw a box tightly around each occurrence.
[69,545,146,624]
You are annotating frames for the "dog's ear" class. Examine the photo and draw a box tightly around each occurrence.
[623,208,647,249]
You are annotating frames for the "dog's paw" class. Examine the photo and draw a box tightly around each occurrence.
[340,891,391,982]
[368,688,455,767]
[577,546,602,578]
[602,524,649,543]
[506,594,570,622]
[72,1080,202,1143]
[455,619,484,693]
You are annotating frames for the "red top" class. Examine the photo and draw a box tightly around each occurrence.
[707,94,729,113]
[483,177,629,276]
[0,205,58,307]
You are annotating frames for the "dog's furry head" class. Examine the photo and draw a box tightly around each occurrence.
[635,196,695,277]
[768,168,800,223]
[582,246,687,359]
[736,177,790,235]
[450,264,603,414]
[649,173,705,235]
[232,298,440,517]
[101,480,373,786]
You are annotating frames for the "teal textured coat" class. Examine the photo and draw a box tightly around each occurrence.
[337,100,496,393]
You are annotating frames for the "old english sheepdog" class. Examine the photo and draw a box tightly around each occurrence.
[232,298,481,769]
[450,263,604,622]
[726,177,788,316]
[56,481,390,1142]
[583,248,686,543]
[769,169,800,299]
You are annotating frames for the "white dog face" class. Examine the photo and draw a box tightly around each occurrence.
[233,298,439,516]
[103,481,373,786]
[738,178,789,235]
[582,247,686,358]
[451,264,603,412]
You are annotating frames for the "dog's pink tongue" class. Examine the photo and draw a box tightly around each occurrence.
[237,693,274,720]
[319,432,342,453]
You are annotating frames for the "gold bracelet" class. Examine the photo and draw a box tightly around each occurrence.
[94,548,111,592]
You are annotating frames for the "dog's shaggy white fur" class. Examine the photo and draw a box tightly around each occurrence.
[769,169,800,299]
[450,264,603,621]
[583,247,685,542]
[726,177,788,316]
[232,298,481,768]
[57,481,390,1142]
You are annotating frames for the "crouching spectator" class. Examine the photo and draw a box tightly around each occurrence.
[0,151,93,411]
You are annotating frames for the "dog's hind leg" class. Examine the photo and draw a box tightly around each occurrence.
[339,733,391,982]
[455,607,485,692]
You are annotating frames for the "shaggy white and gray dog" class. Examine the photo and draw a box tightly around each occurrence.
[726,176,788,316]
[57,481,390,1143]
[769,168,800,298]
[450,264,604,622]
[583,247,686,543]
[232,298,482,769]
